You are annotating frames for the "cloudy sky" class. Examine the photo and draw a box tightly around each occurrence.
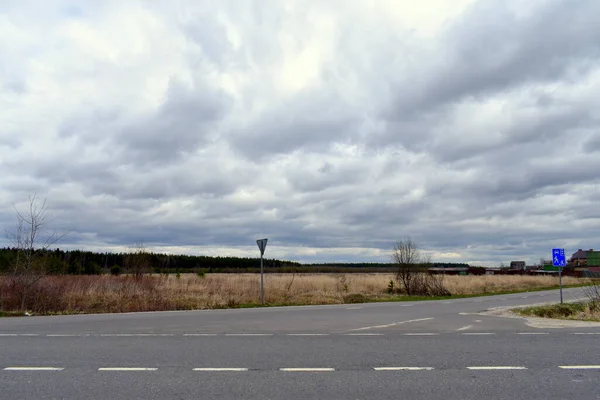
[1,0,599,266]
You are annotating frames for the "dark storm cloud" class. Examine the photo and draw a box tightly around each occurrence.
[436,0,600,107]
[114,79,232,165]
[230,89,361,160]
[379,0,600,153]
[584,134,600,153]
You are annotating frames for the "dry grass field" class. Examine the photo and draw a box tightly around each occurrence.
[0,273,588,315]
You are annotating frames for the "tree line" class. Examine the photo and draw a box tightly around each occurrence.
[0,247,477,276]
[0,247,304,275]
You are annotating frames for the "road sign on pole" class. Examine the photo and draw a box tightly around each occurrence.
[552,248,566,304]
[257,238,268,304]
[257,239,267,256]
[552,249,566,267]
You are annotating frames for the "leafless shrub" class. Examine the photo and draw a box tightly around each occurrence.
[393,237,449,296]
[583,279,600,310]
[2,194,66,311]
[124,242,151,280]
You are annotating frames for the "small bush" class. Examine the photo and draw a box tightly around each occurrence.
[196,271,205,278]
[343,293,367,304]
[110,265,121,276]
[387,280,395,294]
[515,302,590,319]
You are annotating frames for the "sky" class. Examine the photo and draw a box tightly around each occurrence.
[1,0,599,266]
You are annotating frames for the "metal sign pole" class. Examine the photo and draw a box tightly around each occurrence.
[256,238,268,305]
[559,267,563,304]
[552,248,566,304]
[260,254,264,304]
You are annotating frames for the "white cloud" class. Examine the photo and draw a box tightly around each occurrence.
[1,0,600,266]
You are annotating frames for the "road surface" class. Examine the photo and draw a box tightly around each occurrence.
[1,287,599,400]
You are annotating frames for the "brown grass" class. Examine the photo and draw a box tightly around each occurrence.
[0,273,588,315]
[513,302,600,322]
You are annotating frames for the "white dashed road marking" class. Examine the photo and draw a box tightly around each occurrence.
[224,333,273,336]
[517,332,549,335]
[350,317,434,331]
[46,334,79,337]
[0,334,38,337]
[280,368,335,372]
[404,333,438,336]
[374,367,434,371]
[344,333,384,336]
[462,333,495,336]
[286,333,329,336]
[4,367,64,371]
[98,368,157,371]
[572,332,600,335]
[183,333,218,336]
[559,365,600,370]
[456,325,473,331]
[99,334,174,337]
[467,366,527,370]
[193,368,248,372]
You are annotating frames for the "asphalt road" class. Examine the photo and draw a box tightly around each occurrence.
[1,287,599,400]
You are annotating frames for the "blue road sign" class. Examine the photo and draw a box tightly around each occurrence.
[552,248,566,267]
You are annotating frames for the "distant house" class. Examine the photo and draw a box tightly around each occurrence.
[588,251,600,267]
[510,261,526,270]
[569,249,599,267]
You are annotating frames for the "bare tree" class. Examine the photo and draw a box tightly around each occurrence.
[393,236,449,296]
[124,242,151,280]
[394,237,428,295]
[3,194,66,311]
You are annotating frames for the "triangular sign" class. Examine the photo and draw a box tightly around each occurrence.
[256,238,268,256]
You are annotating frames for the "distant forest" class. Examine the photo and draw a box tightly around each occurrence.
[0,247,471,275]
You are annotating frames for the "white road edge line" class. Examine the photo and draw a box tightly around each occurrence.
[280,368,335,372]
[4,367,64,371]
[98,368,157,371]
[559,365,600,369]
[467,366,527,370]
[193,368,248,371]
[374,367,434,371]
[350,317,434,332]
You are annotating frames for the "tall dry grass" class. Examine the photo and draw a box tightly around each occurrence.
[0,273,587,315]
